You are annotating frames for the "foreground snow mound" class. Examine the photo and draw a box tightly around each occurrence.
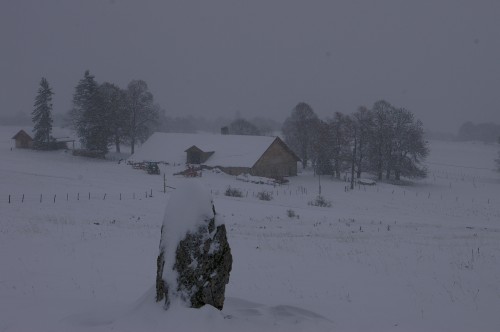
[156,181,232,309]
[106,288,334,332]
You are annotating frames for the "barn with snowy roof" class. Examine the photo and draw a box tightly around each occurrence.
[129,132,300,178]
[11,129,33,149]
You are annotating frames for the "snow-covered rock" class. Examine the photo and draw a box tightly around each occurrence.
[357,178,376,185]
[236,173,276,185]
[155,181,232,310]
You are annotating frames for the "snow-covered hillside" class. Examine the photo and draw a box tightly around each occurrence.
[1,125,499,331]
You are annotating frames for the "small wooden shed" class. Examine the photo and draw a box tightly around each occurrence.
[12,130,33,149]
[185,146,214,164]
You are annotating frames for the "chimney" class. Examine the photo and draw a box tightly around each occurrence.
[221,126,229,135]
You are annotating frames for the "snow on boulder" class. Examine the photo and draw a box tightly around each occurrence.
[236,173,276,185]
[155,181,232,310]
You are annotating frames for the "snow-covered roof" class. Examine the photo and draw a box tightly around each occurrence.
[11,127,77,141]
[12,129,32,140]
[129,132,278,168]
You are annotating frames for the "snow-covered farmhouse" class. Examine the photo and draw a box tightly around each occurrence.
[11,128,76,150]
[12,129,33,149]
[129,132,301,178]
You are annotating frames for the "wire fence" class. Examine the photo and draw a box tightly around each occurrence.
[2,170,498,209]
[4,188,163,205]
[210,185,310,199]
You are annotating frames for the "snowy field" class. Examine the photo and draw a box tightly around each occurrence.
[1,125,500,332]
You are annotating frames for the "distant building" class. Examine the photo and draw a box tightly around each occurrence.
[129,132,300,178]
[11,128,76,150]
[220,126,229,135]
[11,130,33,149]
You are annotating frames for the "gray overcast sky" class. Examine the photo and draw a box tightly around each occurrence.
[1,0,499,133]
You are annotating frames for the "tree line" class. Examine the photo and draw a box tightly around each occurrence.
[71,70,159,155]
[457,121,500,144]
[30,74,428,179]
[282,101,429,181]
[157,115,280,136]
[30,72,282,155]
[30,72,160,155]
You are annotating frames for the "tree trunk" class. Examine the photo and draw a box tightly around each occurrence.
[356,151,362,178]
[115,137,121,153]
[350,138,356,190]
[131,108,137,155]
[302,148,308,169]
[394,154,403,181]
[356,138,363,178]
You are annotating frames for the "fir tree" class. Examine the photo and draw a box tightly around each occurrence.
[32,77,54,149]
[72,70,110,155]
[98,82,127,153]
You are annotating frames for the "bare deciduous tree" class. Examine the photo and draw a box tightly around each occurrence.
[282,102,320,169]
